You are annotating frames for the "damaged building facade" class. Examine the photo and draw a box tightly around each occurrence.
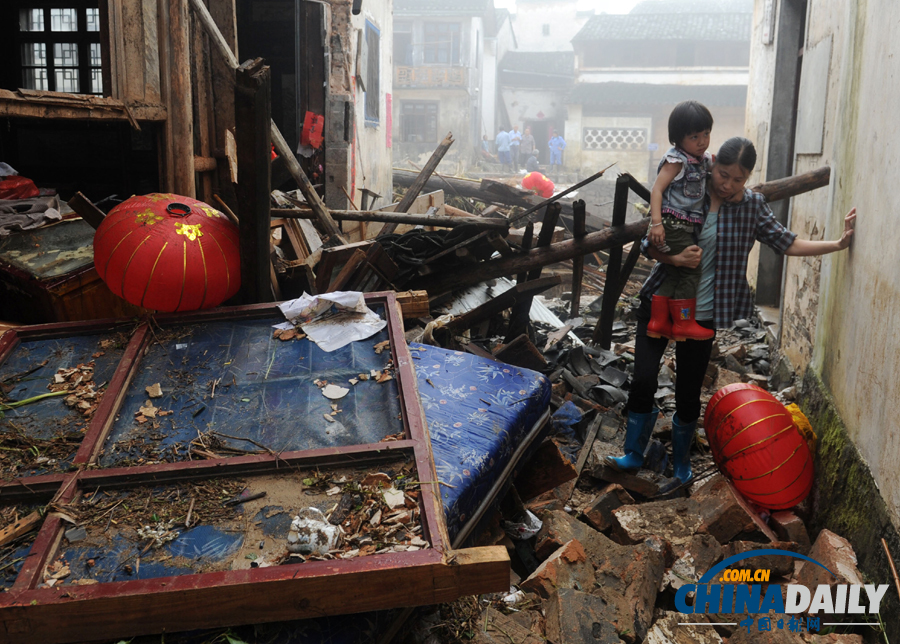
[0,0,393,212]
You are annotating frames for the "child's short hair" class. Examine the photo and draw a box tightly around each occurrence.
[668,101,714,146]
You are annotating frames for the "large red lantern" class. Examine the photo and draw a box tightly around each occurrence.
[93,193,240,312]
[704,383,814,510]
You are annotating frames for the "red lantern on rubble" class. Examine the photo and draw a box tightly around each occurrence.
[704,383,814,510]
[93,193,240,312]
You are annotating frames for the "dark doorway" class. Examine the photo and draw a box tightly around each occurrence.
[527,120,550,165]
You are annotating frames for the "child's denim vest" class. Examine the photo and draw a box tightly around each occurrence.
[659,147,710,225]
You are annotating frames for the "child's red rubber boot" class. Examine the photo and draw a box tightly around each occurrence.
[646,295,673,339]
[668,298,714,342]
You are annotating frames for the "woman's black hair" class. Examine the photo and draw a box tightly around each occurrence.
[668,100,714,145]
[715,137,758,173]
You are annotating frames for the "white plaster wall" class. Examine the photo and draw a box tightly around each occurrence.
[577,69,749,86]
[501,88,566,125]
[348,0,394,209]
[795,0,900,527]
[509,1,590,52]
[744,0,780,291]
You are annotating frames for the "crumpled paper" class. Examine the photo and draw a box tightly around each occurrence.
[276,291,386,352]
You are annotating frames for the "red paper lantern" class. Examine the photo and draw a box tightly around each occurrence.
[93,193,240,312]
[704,383,813,510]
[522,172,555,198]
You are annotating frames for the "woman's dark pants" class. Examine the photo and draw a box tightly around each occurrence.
[627,297,716,423]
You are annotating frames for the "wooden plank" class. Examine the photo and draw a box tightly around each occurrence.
[269,208,504,230]
[166,0,195,196]
[0,91,166,122]
[192,7,214,202]
[394,290,430,319]
[379,133,455,236]
[750,166,830,202]
[234,58,273,304]
[592,175,630,348]
[0,511,42,548]
[0,547,508,644]
[506,202,561,341]
[515,222,534,285]
[493,334,547,372]
[208,0,240,209]
[141,0,162,104]
[326,249,368,292]
[121,0,146,102]
[570,199,587,319]
[66,192,106,230]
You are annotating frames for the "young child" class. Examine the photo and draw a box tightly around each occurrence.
[646,100,715,342]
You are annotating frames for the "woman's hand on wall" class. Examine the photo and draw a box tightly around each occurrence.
[836,207,856,250]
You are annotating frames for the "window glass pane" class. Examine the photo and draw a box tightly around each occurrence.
[54,43,79,67]
[86,7,100,32]
[51,8,78,32]
[23,67,49,91]
[55,68,80,92]
[90,42,102,66]
[19,9,45,32]
[91,68,103,94]
[21,43,47,66]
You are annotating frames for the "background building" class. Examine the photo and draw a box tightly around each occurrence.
[565,0,751,181]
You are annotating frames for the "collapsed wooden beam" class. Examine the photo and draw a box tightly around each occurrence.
[750,166,830,203]
[380,133,455,236]
[271,208,507,230]
[419,166,833,299]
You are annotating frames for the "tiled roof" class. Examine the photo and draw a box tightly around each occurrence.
[630,0,752,13]
[500,51,574,76]
[573,12,751,42]
[566,82,747,108]
[394,0,492,15]
[499,51,575,88]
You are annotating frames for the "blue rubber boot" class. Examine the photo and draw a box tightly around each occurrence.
[604,410,657,472]
[670,414,696,485]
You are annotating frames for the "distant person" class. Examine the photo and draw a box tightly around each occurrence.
[480,134,497,164]
[496,128,512,173]
[509,126,522,172]
[525,153,540,173]
[645,100,715,343]
[520,126,536,163]
[548,133,566,174]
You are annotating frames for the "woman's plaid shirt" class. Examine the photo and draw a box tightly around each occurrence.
[639,189,797,328]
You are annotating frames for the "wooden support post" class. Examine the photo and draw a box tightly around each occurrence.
[234,58,273,304]
[167,0,195,196]
[592,176,630,348]
[187,0,345,245]
[569,199,587,319]
[506,203,561,342]
[750,166,830,202]
[379,132,455,236]
[516,222,534,285]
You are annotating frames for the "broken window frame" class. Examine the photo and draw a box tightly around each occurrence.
[0,293,507,644]
[423,22,461,66]
[11,1,104,96]
[400,100,439,144]
[364,19,380,127]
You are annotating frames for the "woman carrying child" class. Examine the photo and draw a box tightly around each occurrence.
[605,135,857,491]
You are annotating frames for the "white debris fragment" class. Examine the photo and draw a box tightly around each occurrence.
[383,487,406,509]
[287,507,341,555]
[322,384,349,400]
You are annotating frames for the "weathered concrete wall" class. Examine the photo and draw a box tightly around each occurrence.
[753,0,900,536]
[391,88,473,174]
[799,369,900,639]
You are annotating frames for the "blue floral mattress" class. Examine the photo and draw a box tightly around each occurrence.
[409,343,552,545]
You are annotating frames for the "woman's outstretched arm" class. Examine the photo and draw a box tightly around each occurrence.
[784,208,856,256]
